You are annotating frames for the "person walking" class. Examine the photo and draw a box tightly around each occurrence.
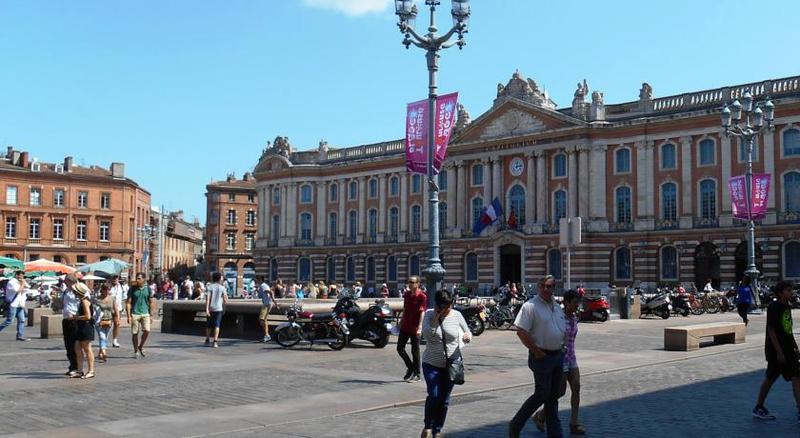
[0,270,28,341]
[420,289,471,438]
[205,272,228,348]
[509,275,567,438]
[94,285,118,363]
[61,274,81,376]
[398,276,427,382]
[737,275,755,326]
[126,273,154,358]
[532,289,585,435]
[71,280,95,379]
[257,276,274,343]
[752,281,800,421]
[109,275,125,348]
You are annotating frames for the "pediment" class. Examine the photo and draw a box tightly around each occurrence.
[453,99,585,143]
[253,154,292,176]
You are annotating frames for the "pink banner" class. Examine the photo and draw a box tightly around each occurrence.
[728,175,747,220]
[729,173,772,220]
[433,92,459,173]
[752,173,771,220]
[405,99,428,174]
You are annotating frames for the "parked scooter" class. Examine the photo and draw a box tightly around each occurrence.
[274,301,348,350]
[668,289,691,317]
[455,298,488,336]
[332,295,392,348]
[578,295,610,322]
[639,291,672,319]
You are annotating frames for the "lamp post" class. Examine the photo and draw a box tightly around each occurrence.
[721,89,774,297]
[394,0,470,309]
[136,224,157,280]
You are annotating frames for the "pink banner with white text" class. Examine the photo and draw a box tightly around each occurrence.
[728,173,771,220]
[405,99,428,174]
[752,173,771,220]
[433,92,459,173]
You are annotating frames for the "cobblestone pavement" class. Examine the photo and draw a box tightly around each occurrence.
[1,310,796,437]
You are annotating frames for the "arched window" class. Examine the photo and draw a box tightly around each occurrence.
[471,197,484,228]
[472,164,484,185]
[784,128,800,157]
[509,185,526,225]
[438,202,447,231]
[390,176,399,196]
[300,184,312,203]
[271,215,280,240]
[438,171,448,191]
[272,187,281,205]
[465,252,478,282]
[329,182,338,201]
[661,143,676,169]
[326,257,336,283]
[297,257,311,282]
[386,255,397,282]
[412,174,422,193]
[614,247,632,280]
[346,256,356,282]
[661,183,677,221]
[368,178,378,198]
[547,249,563,280]
[368,209,378,239]
[553,190,567,222]
[700,179,717,219]
[270,258,278,282]
[366,256,376,283]
[784,172,800,212]
[615,186,632,223]
[299,213,312,240]
[615,148,631,173]
[348,210,358,239]
[660,246,678,280]
[349,181,358,200]
[328,213,338,239]
[389,207,399,239]
[411,205,422,236]
[553,154,567,178]
[409,254,421,276]
[785,241,800,278]
[699,139,715,165]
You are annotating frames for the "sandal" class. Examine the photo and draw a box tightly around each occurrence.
[81,371,95,379]
[71,372,84,379]
[531,412,545,432]
[570,423,586,435]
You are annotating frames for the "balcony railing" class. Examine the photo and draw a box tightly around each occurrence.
[324,237,338,246]
[266,239,278,248]
[694,217,719,229]
[385,234,398,243]
[406,232,421,242]
[655,219,679,230]
[294,238,314,247]
[733,218,762,227]
[344,236,357,245]
[365,235,377,244]
[778,211,800,224]
[542,223,560,234]
[609,222,634,232]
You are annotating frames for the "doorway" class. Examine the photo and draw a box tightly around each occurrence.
[694,242,720,290]
[499,244,522,286]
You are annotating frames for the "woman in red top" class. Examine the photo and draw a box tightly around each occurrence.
[397,276,427,382]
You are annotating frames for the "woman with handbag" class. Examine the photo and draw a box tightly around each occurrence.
[94,285,119,363]
[420,289,471,438]
[72,283,95,379]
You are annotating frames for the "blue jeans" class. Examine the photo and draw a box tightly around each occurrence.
[96,324,112,349]
[0,306,26,338]
[422,362,454,434]
[509,351,564,437]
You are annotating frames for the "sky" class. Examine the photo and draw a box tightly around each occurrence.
[2,0,798,225]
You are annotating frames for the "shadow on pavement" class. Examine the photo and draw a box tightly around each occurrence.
[0,371,63,380]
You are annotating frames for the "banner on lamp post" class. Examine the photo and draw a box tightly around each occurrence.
[728,175,747,220]
[751,173,771,220]
[433,92,458,173]
[728,173,771,220]
[405,99,428,175]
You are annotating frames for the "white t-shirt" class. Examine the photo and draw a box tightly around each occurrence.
[513,295,566,351]
[207,283,226,312]
[4,278,26,308]
[110,283,125,307]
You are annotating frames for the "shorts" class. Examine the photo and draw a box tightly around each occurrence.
[207,311,224,329]
[766,358,800,381]
[563,355,579,372]
[259,305,272,321]
[131,314,151,335]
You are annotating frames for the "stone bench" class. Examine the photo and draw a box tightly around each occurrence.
[664,322,745,351]
[40,314,63,338]
[27,307,53,326]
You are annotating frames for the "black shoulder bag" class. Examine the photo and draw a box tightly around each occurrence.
[439,317,465,385]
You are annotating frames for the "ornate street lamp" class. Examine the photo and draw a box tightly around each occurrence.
[721,89,774,296]
[395,0,470,308]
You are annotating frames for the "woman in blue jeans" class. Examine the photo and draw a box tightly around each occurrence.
[420,290,471,438]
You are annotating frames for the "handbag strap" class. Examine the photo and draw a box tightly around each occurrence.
[438,316,449,361]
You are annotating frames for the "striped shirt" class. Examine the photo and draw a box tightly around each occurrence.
[421,309,470,369]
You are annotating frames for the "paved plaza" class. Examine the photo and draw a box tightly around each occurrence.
[1,311,798,437]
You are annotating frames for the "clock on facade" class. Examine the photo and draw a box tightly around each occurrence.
[509,157,524,176]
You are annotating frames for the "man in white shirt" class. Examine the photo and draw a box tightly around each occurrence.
[205,272,228,348]
[704,278,715,293]
[109,275,125,347]
[509,275,567,438]
[61,274,82,376]
[0,270,28,341]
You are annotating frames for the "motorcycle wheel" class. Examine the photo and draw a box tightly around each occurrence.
[372,326,390,348]
[598,310,609,322]
[690,304,705,315]
[327,328,348,351]
[467,316,485,336]
[705,299,720,314]
[681,308,690,317]
[275,326,301,347]
[660,310,670,319]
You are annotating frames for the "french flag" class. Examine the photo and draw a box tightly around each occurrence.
[473,198,503,235]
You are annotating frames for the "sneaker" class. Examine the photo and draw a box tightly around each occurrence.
[212,341,218,349]
[753,405,776,420]
[412,373,421,382]
[403,369,414,381]
[204,338,210,346]
[262,336,271,343]
[133,350,140,359]
[67,370,81,378]
[112,339,120,348]
[139,348,146,358]
[16,337,28,342]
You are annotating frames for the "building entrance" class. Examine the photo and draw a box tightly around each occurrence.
[499,244,522,286]
[694,242,720,290]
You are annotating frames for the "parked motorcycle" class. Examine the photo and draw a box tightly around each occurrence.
[332,295,392,348]
[486,290,527,329]
[639,291,672,319]
[667,290,691,317]
[274,301,348,350]
[578,295,610,322]
[455,299,488,336]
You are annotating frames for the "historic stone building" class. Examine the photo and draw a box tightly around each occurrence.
[252,73,800,291]
[0,147,152,276]
[150,209,203,280]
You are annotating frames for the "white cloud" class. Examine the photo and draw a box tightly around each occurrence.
[301,0,392,17]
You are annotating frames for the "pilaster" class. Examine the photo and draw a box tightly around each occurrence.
[680,136,693,229]
[720,134,733,227]
[762,130,777,225]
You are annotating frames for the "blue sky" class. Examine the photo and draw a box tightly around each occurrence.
[1,0,798,224]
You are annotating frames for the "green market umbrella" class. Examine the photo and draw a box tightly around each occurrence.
[0,256,24,270]
[77,258,129,276]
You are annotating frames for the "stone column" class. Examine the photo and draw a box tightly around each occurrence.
[400,173,408,239]
[263,185,271,239]
[762,130,776,224]
[588,144,608,231]
[280,185,288,238]
[492,157,503,204]
[378,175,387,236]
[644,140,656,227]
[680,136,693,229]
[456,161,466,232]
[525,152,535,230]
[358,177,366,241]
[338,179,346,241]
[287,183,297,238]
[315,181,325,243]
[445,165,456,231]
[634,142,647,230]
[567,147,577,218]
[482,159,492,205]
[577,146,589,218]
[720,134,733,227]
[535,151,547,224]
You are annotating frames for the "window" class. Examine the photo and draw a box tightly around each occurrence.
[30,188,41,206]
[700,179,717,219]
[366,257,375,283]
[270,259,279,282]
[346,256,355,282]
[300,185,312,203]
[508,185,526,225]
[738,137,759,162]
[699,139,715,165]
[210,210,219,225]
[77,191,88,208]
[248,193,255,203]
[614,247,632,280]
[368,179,378,198]
[615,148,631,173]
[785,172,800,212]
[368,209,377,239]
[465,252,478,282]
[4,217,15,238]
[53,255,63,263]
[271,215,280,240]
[439,172,448,191]
[349,181,358,200]
[412,174,421,194]
[225,193,234,202]
[554,190,567,222]
[389,207,399,239]
[784,128,800,157]
[210,235,218,251]
[547,249,562,280]
[661,183,677,221]
[328,213,338,239]
[471,197,484,228]
[785,242,800,278]
[298,257,311,282]
[615,186,632,223]
[99,221,110,241]
[660,246,678,280]
[273,188,281,205]
[390,176,399,196]
[386,255,397,282]
[76,255,87,264]
[6,186,17,205]
[411,205,422,236]
[327,257,336,283]
[661,143,676,169]
[76,220,87,241]
[245,233,254,251]
[53,218,64,240]
[409,255,421,276]
[329,183,338,202]
[54,189,65,207]
[472,164,484,185]
[246,210,256,226]
[348,210,357,239]
[226,232,236,250]
[553,154,567,178]
[29,218,40,239]
[300,213,312,240]
[227,209,236,225]
[100,193,111,209]
[438,202,447,231]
